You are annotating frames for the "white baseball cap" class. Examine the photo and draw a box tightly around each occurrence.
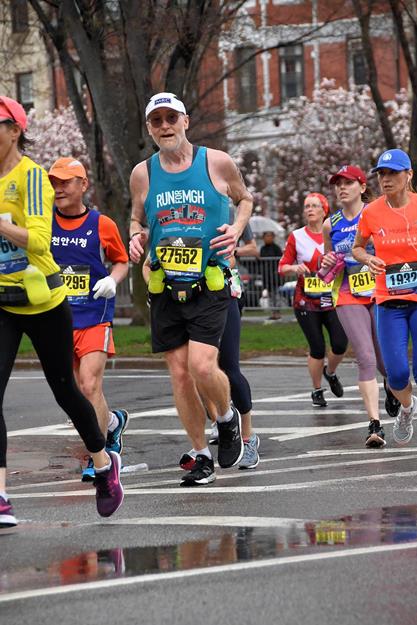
[145,92,186,119]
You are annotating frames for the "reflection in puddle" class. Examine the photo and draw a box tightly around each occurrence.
[2,504,417,593]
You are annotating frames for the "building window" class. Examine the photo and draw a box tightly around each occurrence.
[280,45,304,102]
[235,47,257,113]
[352,50,368,85]
[16,72,34,111]
[10,0,29,33]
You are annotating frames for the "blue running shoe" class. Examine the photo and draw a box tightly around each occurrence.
[239,434,260,470]
[106,409,129,454]
[81,456,95,482]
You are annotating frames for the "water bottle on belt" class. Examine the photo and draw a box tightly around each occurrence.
[204,258,225,291]
[23,264,51,305]
[148,260,165,294]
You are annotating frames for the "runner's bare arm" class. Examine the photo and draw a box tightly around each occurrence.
[352,231,386,274]
[208,151,253,258]
[129,162,149,264]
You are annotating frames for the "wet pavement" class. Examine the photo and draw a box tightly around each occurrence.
[3,503,417,597]
[2,362,417,624]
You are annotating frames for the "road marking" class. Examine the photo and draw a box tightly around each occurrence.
[9,448,417,492]
[124,454,417,488]
[103,515,310,528]
[7,417,392,439]
[9,374,170,380]
[0,541,416,604]
[9,470,417,499]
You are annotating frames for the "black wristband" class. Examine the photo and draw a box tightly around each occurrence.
[130,231,143,241]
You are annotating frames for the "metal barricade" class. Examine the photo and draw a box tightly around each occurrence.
[237,256,295,310]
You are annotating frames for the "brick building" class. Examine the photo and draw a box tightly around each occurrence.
[213,0,409,152]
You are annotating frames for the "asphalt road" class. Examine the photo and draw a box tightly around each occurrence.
[2,359,417,625]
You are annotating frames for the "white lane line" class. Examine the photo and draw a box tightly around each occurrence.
[9,470,417,499]
[252,386,361,402]
[0,541,416,604]
[10,448,417,492]
[124,454,417,488]
[102,515,310,528]
[10,370,170,382]
[8,418,392,439]
[270,419,394,442]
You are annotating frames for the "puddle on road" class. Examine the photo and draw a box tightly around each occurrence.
[2,503,417,594]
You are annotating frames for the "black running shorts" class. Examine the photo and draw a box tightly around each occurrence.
[150,285,231,353]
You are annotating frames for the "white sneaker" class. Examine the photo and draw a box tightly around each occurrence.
[393,396,417,445]
[209,422,218,445]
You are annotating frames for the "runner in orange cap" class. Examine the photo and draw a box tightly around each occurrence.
[49,157,130,481]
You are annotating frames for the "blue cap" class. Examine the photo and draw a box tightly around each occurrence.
[371,149,411,172]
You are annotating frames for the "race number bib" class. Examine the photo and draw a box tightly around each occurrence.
[346,264,375,297]
[304,274,334,298]
[385,262,417,296]
[156,237,202,279]
[60,264,90,303]
[0,213,28,274]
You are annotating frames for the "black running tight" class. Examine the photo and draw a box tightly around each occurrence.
[219,297,252,415]
[0,300,105,467]
[294,308,348,360]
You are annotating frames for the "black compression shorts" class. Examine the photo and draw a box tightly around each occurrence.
[150,284,231,353]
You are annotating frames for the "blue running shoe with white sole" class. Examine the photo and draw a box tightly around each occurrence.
[81,456,95,482]
[106,409,129,454]
[239,434,260,469]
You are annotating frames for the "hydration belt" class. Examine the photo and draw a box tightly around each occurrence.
[165,278,204,303]
[0,272,63,306]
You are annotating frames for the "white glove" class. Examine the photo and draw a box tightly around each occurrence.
[92,276,117,299]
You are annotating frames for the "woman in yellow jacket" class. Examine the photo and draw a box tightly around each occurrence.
[0,96,123,527]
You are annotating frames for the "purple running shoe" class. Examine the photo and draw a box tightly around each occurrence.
[94,451,124,518]
[0,496,17,528]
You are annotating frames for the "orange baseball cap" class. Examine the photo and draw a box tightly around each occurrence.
[48,157,87,180]
[0,96,27,131]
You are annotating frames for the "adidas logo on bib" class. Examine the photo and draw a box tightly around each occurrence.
[62,266,75,274]
[400,263,412,272]
[171,237,186,247]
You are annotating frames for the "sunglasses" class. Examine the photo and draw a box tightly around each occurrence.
[148,111,181,128]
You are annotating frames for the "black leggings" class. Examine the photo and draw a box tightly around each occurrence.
[0,300,105,467]
[295,308,348,360]
[219,297,252,415]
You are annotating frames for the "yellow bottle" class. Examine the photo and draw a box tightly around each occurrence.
[204,258,224,291]
[148,261,165,294]
[22,264,51,305]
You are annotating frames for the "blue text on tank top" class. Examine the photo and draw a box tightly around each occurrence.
[51,209,114,328]
[330,209,374,268]
[145,146,230,282]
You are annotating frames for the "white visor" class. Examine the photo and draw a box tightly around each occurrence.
[145,92,186,119]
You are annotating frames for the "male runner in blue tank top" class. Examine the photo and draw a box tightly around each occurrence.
[129,93,253,486]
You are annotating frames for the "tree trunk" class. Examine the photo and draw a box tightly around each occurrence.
[351,0,395,148]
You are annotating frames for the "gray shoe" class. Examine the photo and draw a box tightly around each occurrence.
[239,434,260,470]
[393,396,417,445]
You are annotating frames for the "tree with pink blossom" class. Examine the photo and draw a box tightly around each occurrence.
[239,81,410,230]
[26,106,90,176]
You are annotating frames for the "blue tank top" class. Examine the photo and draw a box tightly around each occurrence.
[330,208,374,299]
[145,146,230,282]
[330,208,374,267]
[51,209,115,328]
